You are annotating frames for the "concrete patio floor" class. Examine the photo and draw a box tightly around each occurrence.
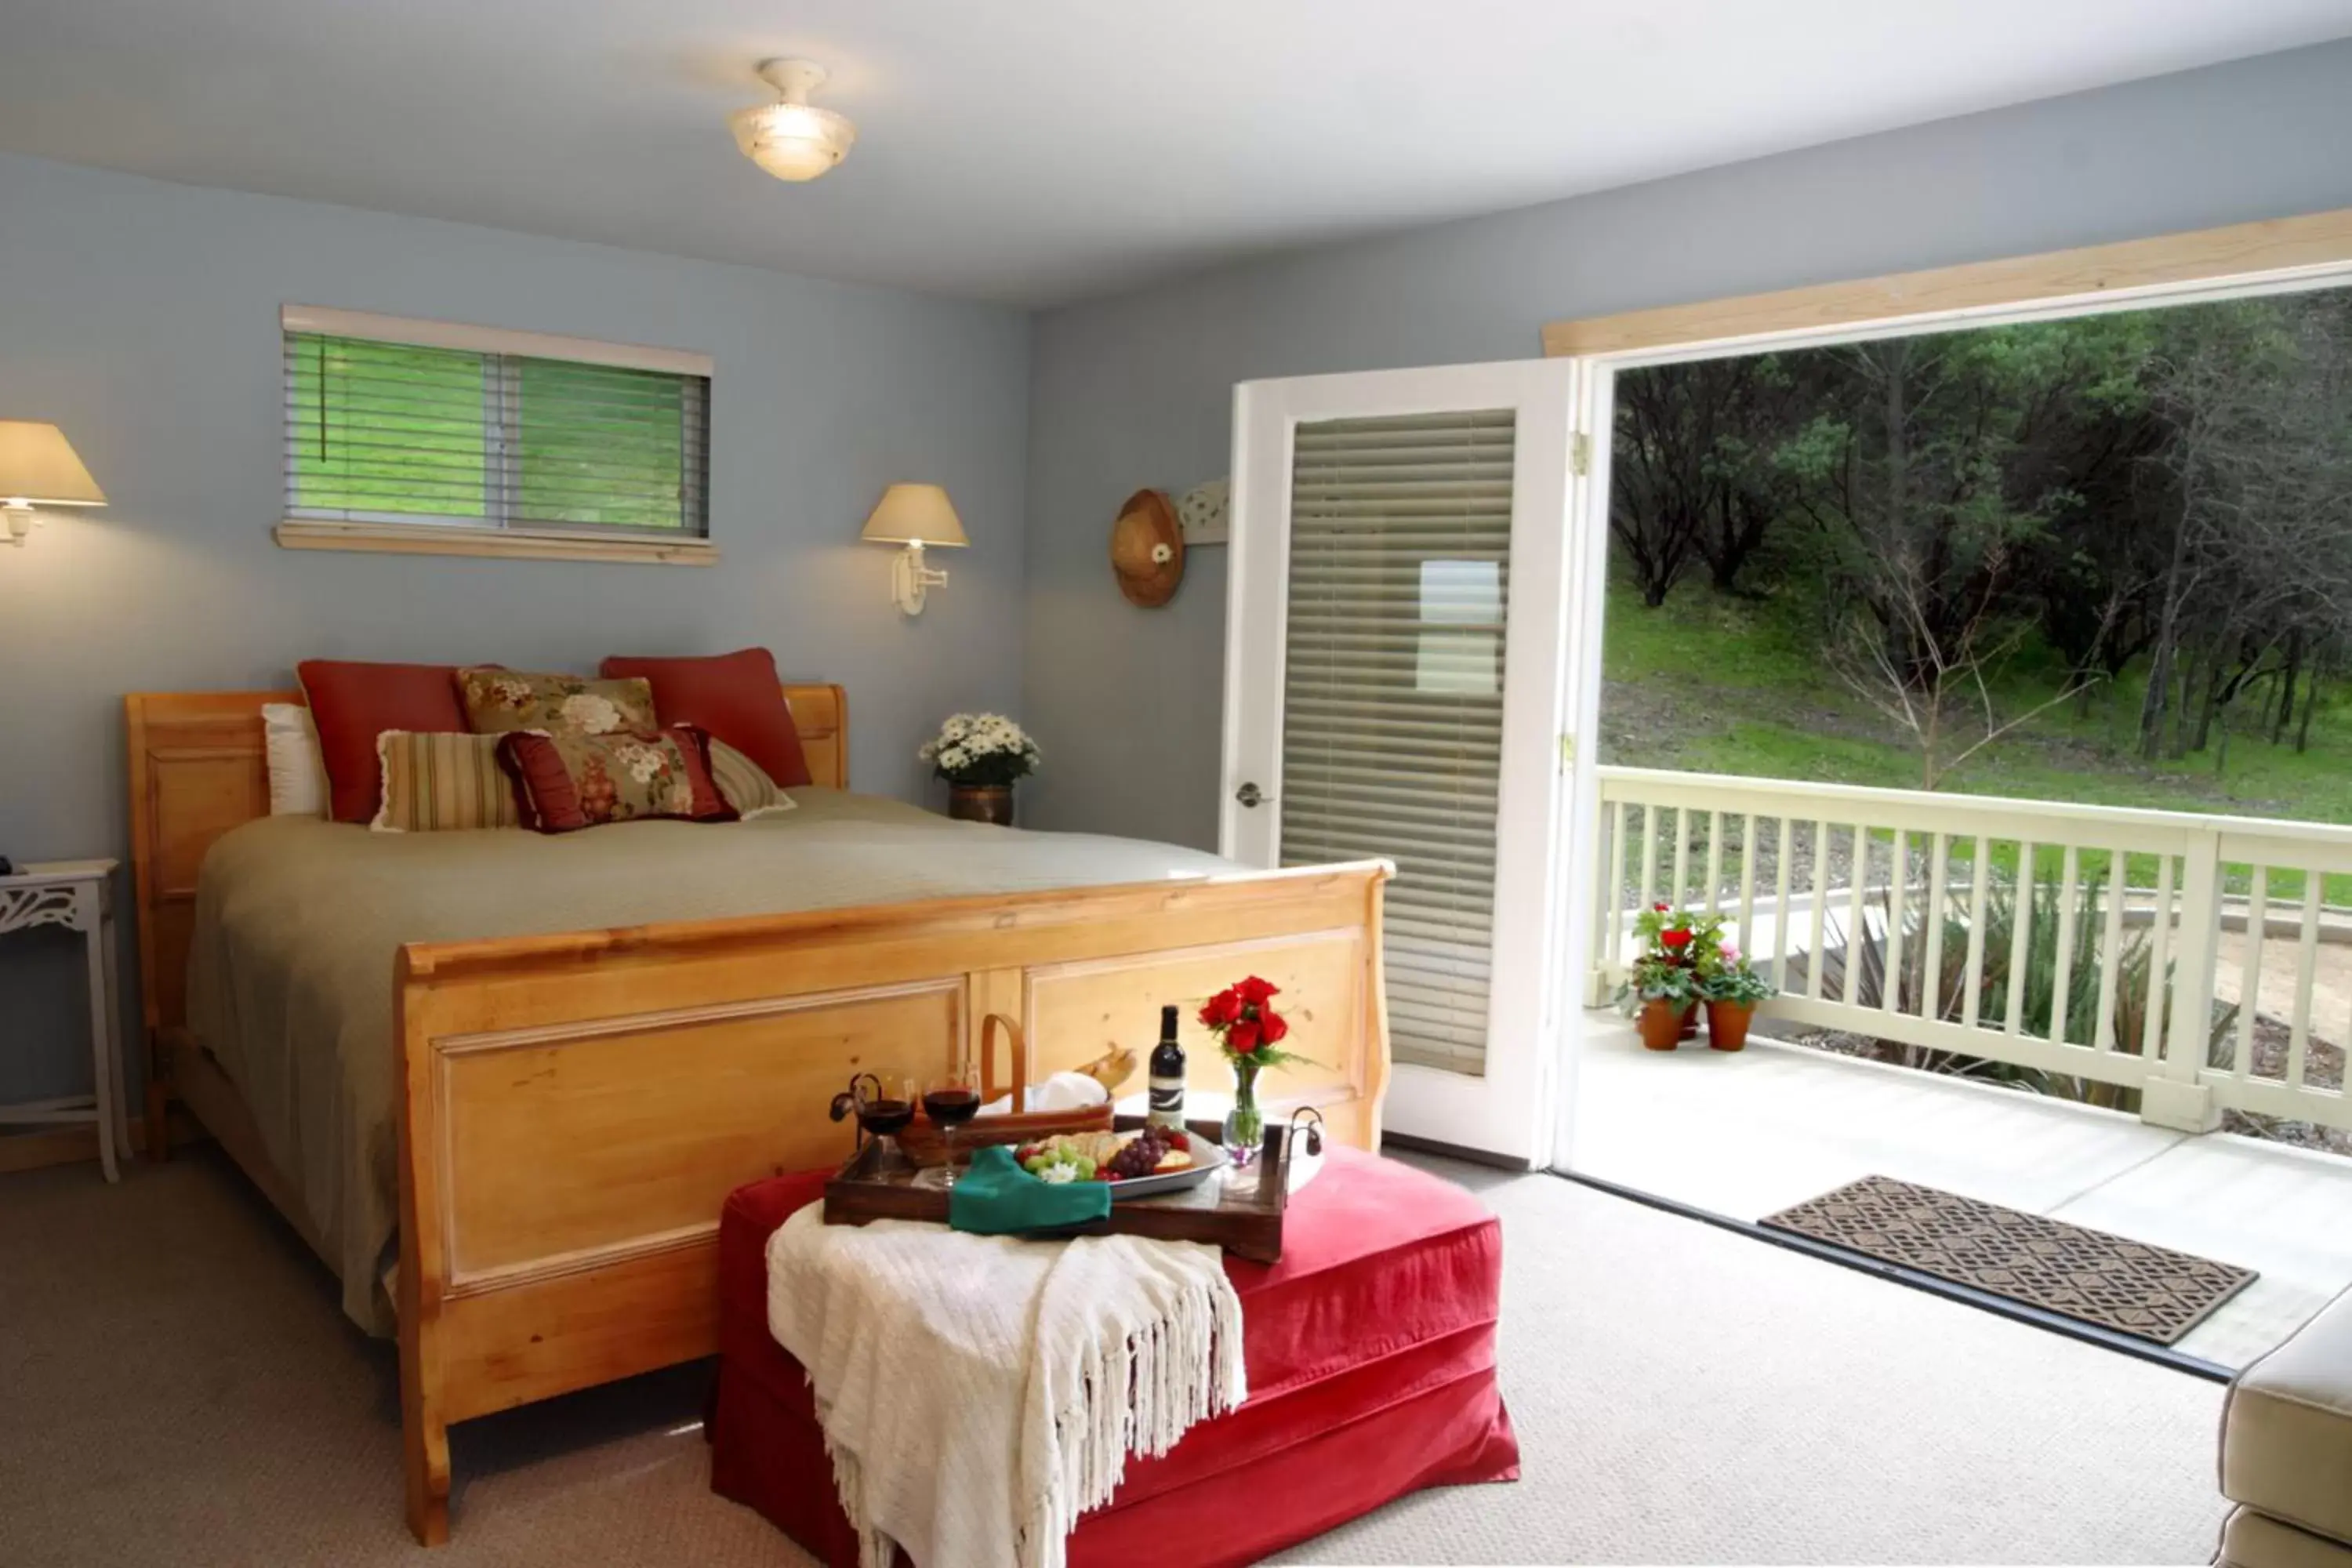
[1562,1012,2352,1369]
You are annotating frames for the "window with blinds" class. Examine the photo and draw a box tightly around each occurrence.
[282,323,710,536]
[1279,410,1514,1076]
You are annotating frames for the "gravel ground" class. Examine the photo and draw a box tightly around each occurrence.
[2221,1015,2350,1156]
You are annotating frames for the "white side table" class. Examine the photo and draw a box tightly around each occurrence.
[0,859,128,1181]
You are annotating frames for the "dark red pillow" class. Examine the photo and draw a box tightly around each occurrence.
[495,725,735,834]
[598,649,812,788]
[297,660,470,824]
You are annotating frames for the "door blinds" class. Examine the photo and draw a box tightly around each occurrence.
[1279,410,1515,1076]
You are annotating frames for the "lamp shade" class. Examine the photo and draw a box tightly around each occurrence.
[729,59,856,184]
[729,101,857,182]
[861,484,967,548]
[0,421,106,506]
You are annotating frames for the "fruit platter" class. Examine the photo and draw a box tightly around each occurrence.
[1011,1125,1227,1200]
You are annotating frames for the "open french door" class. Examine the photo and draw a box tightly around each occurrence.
[1220,359,1597,1166]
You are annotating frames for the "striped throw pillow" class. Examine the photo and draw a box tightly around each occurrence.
[708,737,796,821]
[371,731,524,833]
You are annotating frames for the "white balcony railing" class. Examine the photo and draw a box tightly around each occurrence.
[1587,766,2352,1136]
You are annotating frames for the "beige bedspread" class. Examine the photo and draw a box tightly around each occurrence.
[187,789,1233,1334]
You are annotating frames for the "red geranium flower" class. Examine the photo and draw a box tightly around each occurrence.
[1660,928,1693,950]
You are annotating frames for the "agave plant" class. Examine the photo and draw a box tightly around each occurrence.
[1785,859,2237,1109]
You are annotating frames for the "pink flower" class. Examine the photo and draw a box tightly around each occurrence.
[1720,943,1740,964]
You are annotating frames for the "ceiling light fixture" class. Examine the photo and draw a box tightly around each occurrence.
[729,59,856,183]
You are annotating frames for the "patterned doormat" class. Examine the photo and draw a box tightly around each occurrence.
[1760,1174,2257,1346]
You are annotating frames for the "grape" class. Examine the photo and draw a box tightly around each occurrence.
[1106,1129,1175,1180]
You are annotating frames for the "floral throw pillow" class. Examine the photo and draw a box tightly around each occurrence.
[457,667,657,740]
[495,725,736,833]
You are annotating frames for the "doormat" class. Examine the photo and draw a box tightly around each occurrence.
[1761,1174,2256,1346]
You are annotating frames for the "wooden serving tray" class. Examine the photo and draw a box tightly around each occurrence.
[895,1104,1113,1167]
[823,1116,1313,1263]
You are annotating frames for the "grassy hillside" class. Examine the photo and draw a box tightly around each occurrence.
[1597,577,2352,827]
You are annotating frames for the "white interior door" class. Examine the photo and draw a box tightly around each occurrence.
[1220,358,1592,1165]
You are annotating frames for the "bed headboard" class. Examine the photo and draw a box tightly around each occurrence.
[122,682,848,1049]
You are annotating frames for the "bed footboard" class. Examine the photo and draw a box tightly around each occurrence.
[395,860,1392,1544]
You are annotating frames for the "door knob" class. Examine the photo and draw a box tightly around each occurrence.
[1234,782,1265,808]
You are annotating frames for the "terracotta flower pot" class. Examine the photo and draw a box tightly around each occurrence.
[1705,1000,1755,1052]
[948,784,1014,826]
[1635,999,1691,1051]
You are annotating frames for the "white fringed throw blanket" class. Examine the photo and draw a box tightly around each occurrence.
[765,1205,1247,1568]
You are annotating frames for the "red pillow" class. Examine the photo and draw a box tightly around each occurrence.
[598,649,812,788]
[495,725,735,834]
[297,660,470,824]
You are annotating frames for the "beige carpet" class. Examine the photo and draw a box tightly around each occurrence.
[0,1145,2227,1566]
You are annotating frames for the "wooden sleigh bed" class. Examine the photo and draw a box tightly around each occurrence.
[124,684,1393,1545]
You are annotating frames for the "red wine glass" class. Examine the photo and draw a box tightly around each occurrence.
[922,1065,982,1187]
[854,1073,919,1171]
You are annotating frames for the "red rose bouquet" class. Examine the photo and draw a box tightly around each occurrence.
[1198,975,1300,1165]
[1199,975,1298,1070]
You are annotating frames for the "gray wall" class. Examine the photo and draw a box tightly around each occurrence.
[1020,39,2352,851]
[0,153,1029,1105]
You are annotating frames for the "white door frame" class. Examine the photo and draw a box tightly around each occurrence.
[1221,358,1590,1165]
[1549,357,1614,1175]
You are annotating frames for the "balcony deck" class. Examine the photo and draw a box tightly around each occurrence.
[1564,1011,2352,1370]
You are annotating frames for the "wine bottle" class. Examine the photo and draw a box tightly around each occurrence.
[1147,1004,1185,1131]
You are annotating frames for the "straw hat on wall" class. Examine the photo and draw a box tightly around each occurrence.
[1109,488,1185,607]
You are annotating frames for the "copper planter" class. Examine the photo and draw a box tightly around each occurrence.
[948,784,1014,826]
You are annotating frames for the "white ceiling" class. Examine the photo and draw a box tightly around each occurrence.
[3,1,2349,307]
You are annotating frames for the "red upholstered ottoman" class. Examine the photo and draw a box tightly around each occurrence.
[710,1146,1518,1568]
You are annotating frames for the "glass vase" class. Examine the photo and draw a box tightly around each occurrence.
[1221,1062,1265,1168]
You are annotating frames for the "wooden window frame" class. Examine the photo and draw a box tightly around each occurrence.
[1541,208,2352,361]
[273,519,718,567]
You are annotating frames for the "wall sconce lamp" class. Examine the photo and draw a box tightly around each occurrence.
[0,421,107,547]
[861,483,966,616]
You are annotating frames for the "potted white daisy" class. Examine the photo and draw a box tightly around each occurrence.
[919,713,1042,825]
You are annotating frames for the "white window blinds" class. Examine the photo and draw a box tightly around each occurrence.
[281,312,710,537]
[1278,410,1515,1076]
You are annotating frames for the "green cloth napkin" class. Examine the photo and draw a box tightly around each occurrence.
[948,1144,1112,1235]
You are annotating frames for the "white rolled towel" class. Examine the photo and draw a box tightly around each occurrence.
[979,1071,1111,1117]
